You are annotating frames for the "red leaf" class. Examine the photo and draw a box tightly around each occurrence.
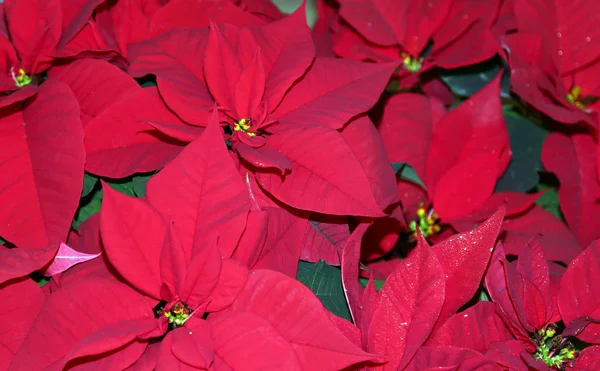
[171,319,214,369]
[9,277,153,370]
[341,224,370,324]
[377,93,446,178]
[43,242,101,276]
[146,111,250,258]
[100,184,165,298]
[432,151,499,221]
[0,278,44,354]
[209,312,301,369]
[558,240,600,343]
[427,73,509,190]
[542,132,600,248]
[180,237,222,309]
[366,233,446,370]
[128,29,213,125]
[84,87,185,178]
[0,245,56,284]
[235,49,266,119]
[516,236,553,313]
[406,346,501,371]
[256,124,386,217]
[572,346,600,370]
[428,302,513,353]
[301,215,350,265]
[501,205,582,264]
[0,80,85,250]
[49,58,139,127]
[159,222,188,302]
[272,59,397,130]
[205,259,248,312]
[432,205,505,327]
[229,269,376,370]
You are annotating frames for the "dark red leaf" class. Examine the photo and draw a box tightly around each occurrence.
[301,215,350,265]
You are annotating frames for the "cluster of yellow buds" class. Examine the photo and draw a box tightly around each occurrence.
[400,53,423,73]
[11,67,32,88]
[566,86,586,110]
[164,302,192,327]
[234,118,257,137]
[409,203,440,239]
[533,324,577,368]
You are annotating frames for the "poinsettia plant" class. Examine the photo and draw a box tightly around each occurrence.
[1,0,599,370]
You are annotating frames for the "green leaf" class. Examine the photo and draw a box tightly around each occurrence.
[392,162,426,189]
[535,187,562,220]
[296,260,351,320]
[72,187,103,230]
[439,56,510,98]
[0,236,5,245]
[495,110,548,193]
[359,277,385,291]
[132,174,153,197]
[105,178,136,197]
[82,173,98,198]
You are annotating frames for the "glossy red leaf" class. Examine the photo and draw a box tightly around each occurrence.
[432,151,499,221]
[229,269,376,369]
[272,59,397,130]
[0,80,84,250]
[9,277,153,370]
[428,302,513,352]
[0,278,44,355]
[432,205,505,326]
[558,240,600,343]
[366,233,446,370]
[256,124,386,217]
[147,111,250,258]
[43,242,101,276]
[209,312,301,370]
[100,184,165,298]
[542,132,600,248]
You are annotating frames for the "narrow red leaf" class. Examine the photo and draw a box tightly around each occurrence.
[341,224,370,324]
[43,242,101,276]
[235,49,266,119]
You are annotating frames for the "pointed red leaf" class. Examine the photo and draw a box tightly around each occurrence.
[229,269,376,370]
[232,211,269,268]
[160,222,188,302]
[100,184,165,298]
[272,59,397,130]
[516,236,553,312]
[9,278,153,370]
[256,125,386,217]
[205,259,248,312]
[0,278,45,354]
[542,132,600,248]
[341,224,370,324]
[428,302,513,352]
[0,80,84,250]
[146,111,250,258]
[432,206,505,326]
[43,242,101,276]
[171,319,214,369]
[209,312,301,370]
[406,346,501,371]
[432,151,499,221]
[235,49,266,119]
[367,233,446,370]
[558,240,600,343]
[180,237,222,309]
